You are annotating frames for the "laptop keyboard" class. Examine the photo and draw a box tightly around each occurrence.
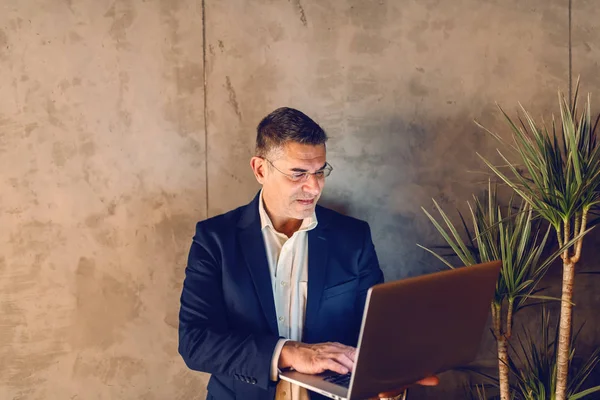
[323,373,352,388]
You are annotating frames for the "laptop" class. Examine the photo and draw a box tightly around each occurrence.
[279,260,502,400]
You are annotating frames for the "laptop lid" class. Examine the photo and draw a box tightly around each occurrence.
[347,260,501,399]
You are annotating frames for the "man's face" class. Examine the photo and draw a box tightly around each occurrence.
[256,142,327,221]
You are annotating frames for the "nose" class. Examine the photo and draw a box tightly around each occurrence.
[302,174,322,196]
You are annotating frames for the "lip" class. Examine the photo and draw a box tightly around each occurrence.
[297,199,315,206]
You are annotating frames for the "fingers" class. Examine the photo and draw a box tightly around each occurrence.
[318,351,353,372]
[318,342,356,361]
[316,343,355,373]
[286,341,357,375]
[376,376,439,398]
[377,388,407,398]
[322,358,350,375]
[416,376,439,386]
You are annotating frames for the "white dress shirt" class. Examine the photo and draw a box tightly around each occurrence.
[259,191,317,400]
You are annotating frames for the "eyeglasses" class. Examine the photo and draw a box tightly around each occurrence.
[264,158,333,183]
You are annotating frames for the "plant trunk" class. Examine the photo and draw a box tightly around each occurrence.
[555,261,576,400]
[498,336,510,400]
[492,303,511,400]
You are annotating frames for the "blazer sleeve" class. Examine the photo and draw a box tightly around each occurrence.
[178,222,280,391]
[352,221,385,344]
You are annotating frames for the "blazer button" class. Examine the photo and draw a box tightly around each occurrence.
[251,378,257,384]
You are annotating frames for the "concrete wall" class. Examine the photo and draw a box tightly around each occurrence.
[0,1,207,399]
[1,0,598,399]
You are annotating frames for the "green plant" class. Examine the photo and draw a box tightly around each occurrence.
[474,307,600,400]
[419,181,569,400]
[464,383,495,400]
[476,83,600,400]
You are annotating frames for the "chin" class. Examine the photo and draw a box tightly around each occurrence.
[293,208,315,220]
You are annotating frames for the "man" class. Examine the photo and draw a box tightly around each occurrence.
[178,108,437,400]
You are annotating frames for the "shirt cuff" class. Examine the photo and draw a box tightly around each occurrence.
[270,338,290,381]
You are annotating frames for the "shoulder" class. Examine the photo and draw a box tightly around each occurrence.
[316,205,370,233]
[193,203,247,241]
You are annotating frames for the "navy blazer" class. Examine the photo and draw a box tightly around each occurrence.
[178,193,384,400]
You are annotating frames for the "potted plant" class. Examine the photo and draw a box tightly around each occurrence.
[420,181,567,400]
[476,82,600,400]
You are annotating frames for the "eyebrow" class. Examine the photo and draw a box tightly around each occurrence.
[290,162,328,173]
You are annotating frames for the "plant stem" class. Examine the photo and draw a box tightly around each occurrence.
[492,302,510,400]
[506,299,514,340]
[574,211,582,243]
[498,336,510,400]
[562,218,571,261]
[555,260,576,400]
[556,211,586,399]
[572,209,588,263]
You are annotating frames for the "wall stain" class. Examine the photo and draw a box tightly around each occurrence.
[84,203,122,247]
[159,0,183,56]
[0,299,64,392]
[72,354,146,384]
[163,97,204,138]
[46,99,66,128]
[70,257,142,349]
[159,0,204,138]
[406,19,430,53]
[267,22,285,42]
[52,141,77,167]
[225,76,242,120]
[23,122,38,137]
[155,212,192,263]
[1,223,67,391]
[349,32,389,55]
[118,71,132,128]
[291,0,308,27]
[163,313,178,329]
[175,63,203,95]
[0,28,7,60]
[79,140,96,157]
[431,18,455,40]
[170,369,207,400]
[104,0,136,50]
[58,78,71,92]
[65,0,75,14]
[408,78,429,97]
[347,0,388,30]
[69,31,83,43]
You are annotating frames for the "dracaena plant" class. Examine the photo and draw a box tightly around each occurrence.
[471,307,600,400]
[419,181,574,400]
[475,82,600,400]
[508,307,600,400]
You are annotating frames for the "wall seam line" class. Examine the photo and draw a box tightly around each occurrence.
[202,0,209,218]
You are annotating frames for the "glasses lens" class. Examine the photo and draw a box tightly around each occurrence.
[291,173,307,182]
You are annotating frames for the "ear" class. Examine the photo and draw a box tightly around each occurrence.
[250,157,267,184]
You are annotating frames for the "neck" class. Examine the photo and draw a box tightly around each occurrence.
[262,201,302,238]
[272,217,303,238]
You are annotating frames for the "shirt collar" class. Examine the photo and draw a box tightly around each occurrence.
[258,189,318,234]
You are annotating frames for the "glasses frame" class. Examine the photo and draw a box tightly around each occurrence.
[263,158,333,183]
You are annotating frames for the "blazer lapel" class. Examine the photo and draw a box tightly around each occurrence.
[238,194,279,336]
[304,215,329,338]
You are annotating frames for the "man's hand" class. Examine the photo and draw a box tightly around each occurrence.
[371,376,440,400]
[278,341,355,375]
